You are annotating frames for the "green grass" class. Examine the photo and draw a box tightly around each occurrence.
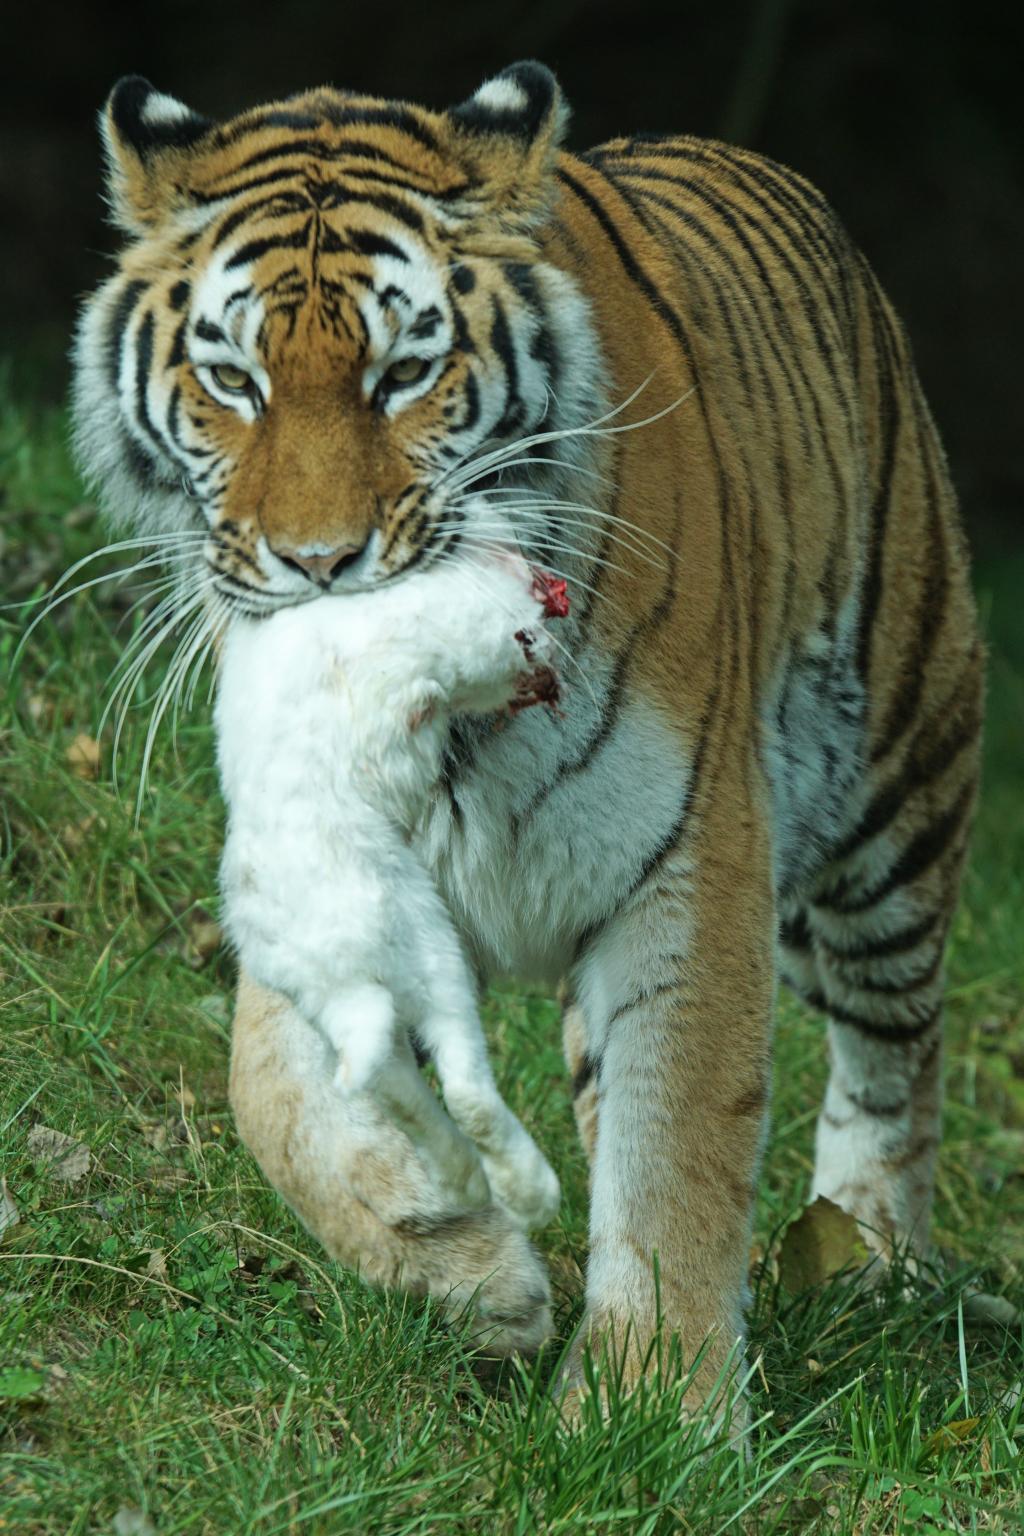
[1,370,1022,1534]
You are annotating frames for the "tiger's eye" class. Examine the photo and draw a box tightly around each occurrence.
[211,363,254,394]
[385,356,430,388]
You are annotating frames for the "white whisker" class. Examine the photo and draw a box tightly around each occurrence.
[451,488,677,560]
[431,523,630,592]
[440,378,694,502]
[135,596,217,822]
[448,499,671,571]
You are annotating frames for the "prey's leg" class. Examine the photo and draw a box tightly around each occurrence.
[417,944,560,1231]
[320,984,488,1211]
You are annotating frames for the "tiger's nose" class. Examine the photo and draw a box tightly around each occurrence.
[273,541,365,586]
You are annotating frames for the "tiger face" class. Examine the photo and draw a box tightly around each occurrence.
[73,67,605,615]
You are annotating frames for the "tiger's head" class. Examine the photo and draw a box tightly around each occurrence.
[72,63,604,614]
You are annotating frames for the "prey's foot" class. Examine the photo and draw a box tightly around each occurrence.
[483,1137,561,1232]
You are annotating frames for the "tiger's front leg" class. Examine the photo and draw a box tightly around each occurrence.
[566,774,775,1420]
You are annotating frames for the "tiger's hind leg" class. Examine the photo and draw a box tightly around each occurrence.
[790,650,983,1260]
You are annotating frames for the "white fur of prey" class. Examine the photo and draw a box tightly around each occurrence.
[215,550,561,1230]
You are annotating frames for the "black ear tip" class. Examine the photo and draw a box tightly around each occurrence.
[500,60,559,96]
[452,59,563,141]
[107,75,158,122]
[104,76,211,158]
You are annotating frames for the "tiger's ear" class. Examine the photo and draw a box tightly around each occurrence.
[445,62,568,235]
[101,76,213,235]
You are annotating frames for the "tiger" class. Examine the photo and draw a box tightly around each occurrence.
[71,61,984,1415]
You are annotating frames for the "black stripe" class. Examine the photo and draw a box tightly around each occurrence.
[828,661,981,864]
[608,174,788,665]
[211,193,304,253]
[106,279,148,391]
[355,189,424,231]
[225,225,311,270]
[605,977,686,1030]
[503,260,560,396]
[214,192,310,251]
[618,184,755,405]
[215,109,321,149]
[318,102,441,152]
[190,165,317,206]
[489,294,523,436]
[572,1052,599,1098]
[134,311,165,459]
[848,948,944,996]
[117,427,158,491]
[556,165,691,355]
[817,781,973,916]
[323,161,473,202]
[554,158,733,646]
[348,229,408,262]
[230,136,421,180]
[167,318,187,369]
[779,910,813,951]
[816,912,938,963]
[438,752,464,830]
[621,696,718,904]
[408,306,442,339]
[807,989,940,1042]
[194,318,226,344]
[452,370,481,433]
[855,264,901,682]
[869,408,952,764]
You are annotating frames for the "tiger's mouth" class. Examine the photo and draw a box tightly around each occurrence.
[201,512,459,616]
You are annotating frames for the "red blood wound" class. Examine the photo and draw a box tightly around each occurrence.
[509,665,562,715]
[531,569,570,619]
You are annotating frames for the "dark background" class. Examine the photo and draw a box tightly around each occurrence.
[4,0,1020,546]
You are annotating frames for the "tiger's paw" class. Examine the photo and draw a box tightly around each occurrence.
[552,1309,751,1450]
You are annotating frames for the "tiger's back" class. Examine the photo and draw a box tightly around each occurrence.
[72,64,983,1410]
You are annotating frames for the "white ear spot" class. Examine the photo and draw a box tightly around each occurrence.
[473,78,530,115]
[139,90,195,128]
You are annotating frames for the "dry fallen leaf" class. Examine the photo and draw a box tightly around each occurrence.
[922,1416,980,1455]
[142,1120,170,1153]
[145,1249,167,1281]
[779,1196,869,1293]
[148,1165,191,1190]
[0,1178,20,1237]
[26,1125,91,1184]
[65,732,101,779]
